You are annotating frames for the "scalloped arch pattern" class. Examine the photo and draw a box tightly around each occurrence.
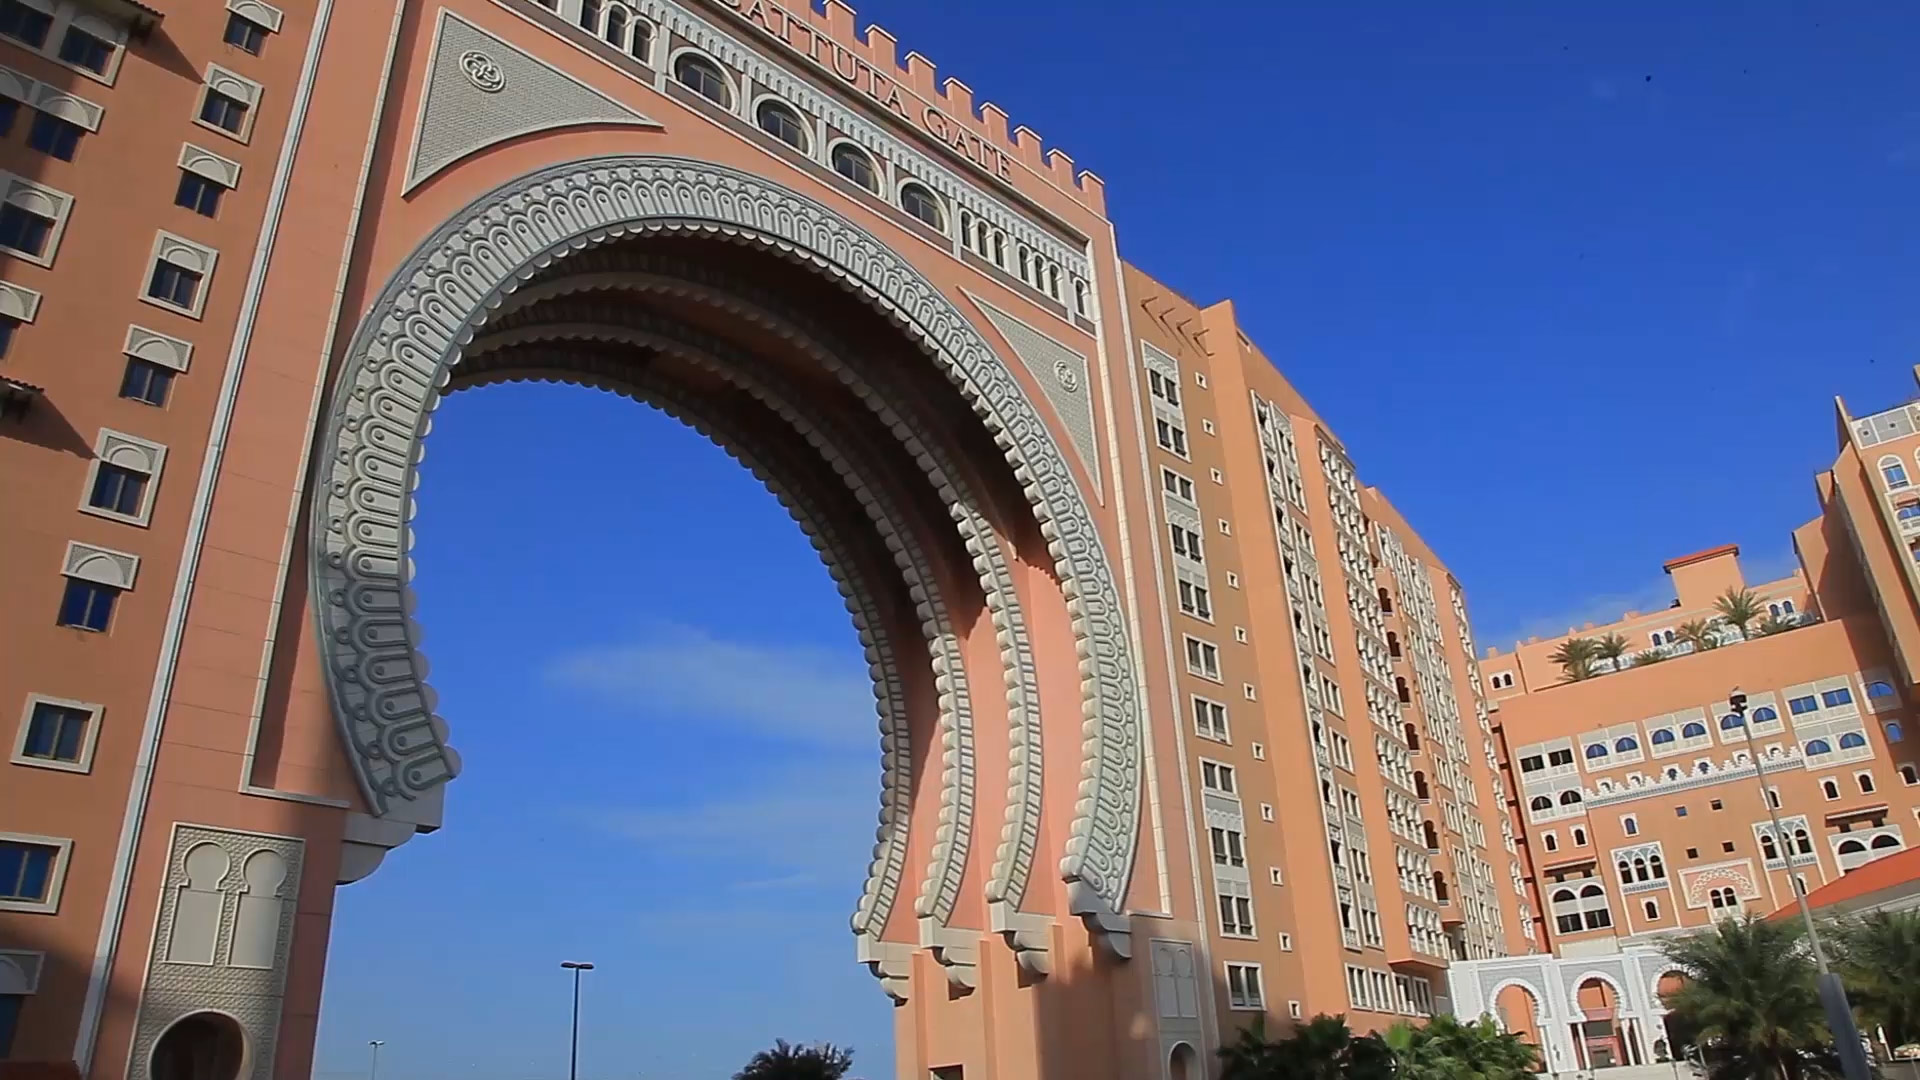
[310,156,1143,929]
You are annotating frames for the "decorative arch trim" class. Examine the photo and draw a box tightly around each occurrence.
[310,155,1142,936]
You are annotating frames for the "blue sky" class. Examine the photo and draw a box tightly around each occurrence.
[313,4,1919,1079]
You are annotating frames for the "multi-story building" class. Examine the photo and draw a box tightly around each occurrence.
[1448,377,1920,1075]
[0,2,1532,1079]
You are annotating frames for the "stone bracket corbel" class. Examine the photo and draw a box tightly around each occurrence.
[919,920,980,991]
[855,933,914,1004]
[989,901,1053,977]
[1068,882,1133,960]
[337,811,420,885]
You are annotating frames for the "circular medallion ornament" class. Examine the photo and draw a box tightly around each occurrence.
[459,50,506,93]
[1053,359,1081,392]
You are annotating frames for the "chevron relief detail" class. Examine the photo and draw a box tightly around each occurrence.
[965,293,1101,500]
[404,10,660,193]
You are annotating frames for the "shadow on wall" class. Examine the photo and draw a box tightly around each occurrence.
[1,918,111,1080]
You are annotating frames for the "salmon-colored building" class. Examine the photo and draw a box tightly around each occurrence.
[1448,380,1920,1075]
[0,3,1534,1079]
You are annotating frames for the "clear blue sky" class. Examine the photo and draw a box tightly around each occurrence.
[313,4,1920,1079]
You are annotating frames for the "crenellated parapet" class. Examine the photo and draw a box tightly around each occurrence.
[707,0,1107,213]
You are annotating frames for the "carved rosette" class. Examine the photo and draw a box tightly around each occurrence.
[312,157,1141,939]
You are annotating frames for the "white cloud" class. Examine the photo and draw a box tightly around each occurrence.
[545,624,876,747]
[1484,547,1802,649]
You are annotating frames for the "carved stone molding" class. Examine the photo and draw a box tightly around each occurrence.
[311,155,1141,943]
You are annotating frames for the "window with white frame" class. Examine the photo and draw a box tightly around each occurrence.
[1147,367,1180,407]
[1177,570,1212,620]
[224,0,286,55]
[1225,963,1263,1010]
[0,172,71,266]
[1155,416,1189,457]
[1200,759,1236,795]
[1184,635,1221,680]
[1192,696,1229,741]
[57,541,137,633]
[80,429,165,526]
[1161,467,1196,503]
[1209,826,1245,868]
[142,231,218,318]
[13,694,100,772]
[177,143,240,219]
[1218,893,1255,937]
[196,64,262,142]
[1169,521,1204,562]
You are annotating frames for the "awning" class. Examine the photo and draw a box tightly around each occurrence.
[0,374,42,420]
[72,0,164,38]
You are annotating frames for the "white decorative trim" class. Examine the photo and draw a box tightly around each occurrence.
[32,85,101,131]
[0,171,73,268]
[79,427,167,527]
[0,951,42,994]
[12,693,104,774]
[0,831,73,914]
[125,325,194,372]
[310,156,1139,946]
[143,230,219,319]
[197,64,264,143]
[0,279,42,322]
[179,143,242,188]
[227,0,286,33]
[63,540,139,589]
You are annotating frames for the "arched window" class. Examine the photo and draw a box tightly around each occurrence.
[1752,705,1778,724]
[1663,630,1677,644]
[1529,795,1552,812]
[899,183,943,230]
[1794,828,1812,854]
[1544,833,1559,852]
[1840,732,1867,749]
[1869,681,1898,701]
[1615,736,1639,753]
[1632,857,1649,882]
[1872,834,1901,850]
[755,100,808,151]
[1769,603,1781,618]
[1839,838,1866,856]
[1761,833,1779,860]
[1721,713,1745,730]
[1883,457,1911,490]
[629,19,653,61]
[1046,264,1062,300]
[1664,767,1681,781]
[1073,279,1091,317]
[1652,728,1675,745]
[1623,816,1639,836]
[1650,854,1665,878]
[1618,861,1633,885]
[1015,244,1032,283]
[603,4,627,46]
[1683,722,1707,739]
[831,143,879,192]
[1783,599,1796,613]
[1552,888,1576,905]
[1903,764,1919,785]
[674,54,730,106]
[990,229,1005,266]
[1823,779,1840,799]
[1586,743,1609,760]
[1899,505,1920,523]
[578,0,602,32]
[1559,789,1583,805]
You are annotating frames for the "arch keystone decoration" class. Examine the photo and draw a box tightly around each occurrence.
[311,155,1145,946]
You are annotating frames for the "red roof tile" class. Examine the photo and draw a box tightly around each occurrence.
[1773,846,1920,918]
[1663,544,1741,573]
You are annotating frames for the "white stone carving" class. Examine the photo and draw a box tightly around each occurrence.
[458,50,506,93]
[63,541,138,589]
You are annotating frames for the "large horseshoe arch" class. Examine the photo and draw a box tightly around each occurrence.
[309,156,1146,964]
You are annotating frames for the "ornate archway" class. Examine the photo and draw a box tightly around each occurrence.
[309,157,1146,963]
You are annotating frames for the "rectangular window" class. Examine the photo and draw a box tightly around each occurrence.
[56,25,113,73]
[1225,963,1263,1010]
[20,700,90,764]
[1178,578,1212,619]
[1148,368,1180,407]
[175,172,224,217]
[88,462,147,516]
[1209,827,1247,867]
[1519,754,1545,773]
[1161,468,1195,502]
[147,260,204,310]
[1823,687,1854,708]
[1154,417,1188,457]
[1789,695,1819,715]
[1184,636,1221,680]
[1218,894,1255,936]
[1547,748,1574,767]
[1675,805,1688,817]
[57,578,117,631]
[0,0,51,48]
[0,203,52,257]
[1193,697,1229,741]
[0,98,18,137]
[199,90,249,134]
[1201,760,1236,794]
[1169,523,1203,562]
[120,359,175,406]
[0,313,16,358]
[224,12,267,54]
[0,840,56,902]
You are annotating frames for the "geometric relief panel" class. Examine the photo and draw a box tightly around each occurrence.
[1678,859,1759,908]
[128,825,305,1080]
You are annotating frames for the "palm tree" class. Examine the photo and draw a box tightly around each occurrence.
[1385,1014,1538,1080]
[1678,618,1726,652]
[1593,632,1631,672]
[1756,613,1798,637]
[1223,1014,1394,1080]
[1547,636,1599,682]
[1633,646,1672,666]
[1831,909,1920,1048]
[1661,915,1828,1080]
[1715,587,1766,639]
[733,1040,855,1080]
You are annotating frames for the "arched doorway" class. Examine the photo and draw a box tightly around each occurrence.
[150,1013,245,1080]
[1494,983,1544,1056]
[1573,976,1638,1068]
[1168,1040,1199,1080]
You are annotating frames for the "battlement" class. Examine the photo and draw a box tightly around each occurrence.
[715,0,1107,214]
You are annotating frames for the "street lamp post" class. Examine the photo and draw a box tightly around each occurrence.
[1727,688,1871,1080]
[560,961,595,1080]
[367,1040,385,1080]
